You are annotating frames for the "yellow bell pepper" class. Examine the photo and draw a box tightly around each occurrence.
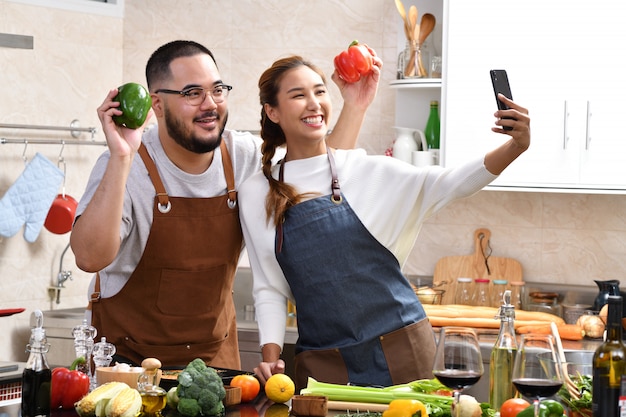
[383,399,428,417]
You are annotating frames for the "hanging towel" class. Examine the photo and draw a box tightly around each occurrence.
[0,153,64,242]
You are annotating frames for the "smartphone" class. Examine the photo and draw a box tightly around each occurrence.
[490,69,514,130]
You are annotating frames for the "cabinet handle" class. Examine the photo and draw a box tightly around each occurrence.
[563,100,569,150]
[585,100,591,151]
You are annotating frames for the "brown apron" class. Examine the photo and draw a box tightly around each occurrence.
[293,320,436,392]
[91,140,243,368]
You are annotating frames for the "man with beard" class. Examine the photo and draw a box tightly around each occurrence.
[70,40,380,368]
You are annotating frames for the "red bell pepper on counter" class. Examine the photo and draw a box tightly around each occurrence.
[50,356,90,409]
[333,40,376,83]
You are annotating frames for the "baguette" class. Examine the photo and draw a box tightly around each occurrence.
[423,304,565,326]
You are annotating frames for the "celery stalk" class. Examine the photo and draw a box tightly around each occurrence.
[300,378,454,406]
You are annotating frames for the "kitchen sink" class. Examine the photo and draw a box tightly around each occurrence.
[42,307,87,319]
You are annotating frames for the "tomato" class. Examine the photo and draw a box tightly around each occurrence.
[230,374,261,402]
[500,398,531,417]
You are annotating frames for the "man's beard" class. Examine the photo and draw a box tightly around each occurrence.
[164,108,228,154]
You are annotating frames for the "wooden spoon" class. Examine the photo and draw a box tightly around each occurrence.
[417,13,436,77]
[408,5,418,41]
[394,0,412,40]
[550,322,581,400]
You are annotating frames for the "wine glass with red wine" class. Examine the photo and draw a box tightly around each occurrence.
[512,334,563,417]
[432,327,484,417]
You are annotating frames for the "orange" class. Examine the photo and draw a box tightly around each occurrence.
[264,374,295,403]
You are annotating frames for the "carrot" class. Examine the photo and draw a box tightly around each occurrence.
[516,323,585,341]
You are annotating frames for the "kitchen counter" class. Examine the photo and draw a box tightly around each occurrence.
[0,395,349,417]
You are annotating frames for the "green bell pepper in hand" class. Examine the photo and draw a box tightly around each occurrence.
[112,82,152,129]
[517,400,564,417]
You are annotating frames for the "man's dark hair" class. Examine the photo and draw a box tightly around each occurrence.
[145,40,218,91]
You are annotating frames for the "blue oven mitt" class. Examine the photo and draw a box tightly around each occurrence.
[0,153,64,242]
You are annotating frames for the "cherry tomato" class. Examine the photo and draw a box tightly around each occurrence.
[231,374,261,402]
[500,398,531,417]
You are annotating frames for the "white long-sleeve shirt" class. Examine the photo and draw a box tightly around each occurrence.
[239,148,497,348]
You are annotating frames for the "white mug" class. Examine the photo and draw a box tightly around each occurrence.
[412,151,433,167]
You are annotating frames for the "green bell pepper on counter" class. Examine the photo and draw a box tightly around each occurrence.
[517,400,564,417]
[112,82,152,129]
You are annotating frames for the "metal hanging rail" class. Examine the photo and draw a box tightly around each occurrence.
[0,120,107,146]
[1,138,107,146]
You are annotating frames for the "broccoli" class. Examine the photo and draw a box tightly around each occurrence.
[173,358,226,416]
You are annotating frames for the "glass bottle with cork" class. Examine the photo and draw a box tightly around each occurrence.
[424,100,440,164]
[22,310,51,417]
[489,290,518,412]
[593,295,626,417]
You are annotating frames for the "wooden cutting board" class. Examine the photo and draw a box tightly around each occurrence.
[433,228,523,304]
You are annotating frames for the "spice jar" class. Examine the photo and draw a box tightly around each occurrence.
[491,279,508,308]
[509,281,525,310]
[472,278,491,307]
[455,277,472,305]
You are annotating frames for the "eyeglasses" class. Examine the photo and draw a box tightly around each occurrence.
[155,84,233,105]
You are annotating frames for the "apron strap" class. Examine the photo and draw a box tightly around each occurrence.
[138,143,171,213]
[327,147,342,203]
[87,271,102,310]
[219,140,237,208]
[275,147,342,253]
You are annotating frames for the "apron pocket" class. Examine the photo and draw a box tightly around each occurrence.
[157,264,229,316]
[294,348,349,393]
[124,336,226,368]
[379,319,437,384]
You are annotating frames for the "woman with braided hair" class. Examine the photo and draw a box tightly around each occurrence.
[239,55,530,391]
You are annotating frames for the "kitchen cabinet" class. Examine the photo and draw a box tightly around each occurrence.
[391,79,442,136]
[391,0,444,144]
[442,0,626,191]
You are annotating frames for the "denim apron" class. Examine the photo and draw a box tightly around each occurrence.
[275,148,435,390]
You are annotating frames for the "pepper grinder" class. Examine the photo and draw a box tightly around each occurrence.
[91,337,116,390]
[72,319,97,378]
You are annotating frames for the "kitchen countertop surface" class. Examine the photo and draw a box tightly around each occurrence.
[0,396,352,417]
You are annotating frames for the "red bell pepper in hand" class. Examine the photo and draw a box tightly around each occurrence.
[333,40,376,83]
[50,357,90,409]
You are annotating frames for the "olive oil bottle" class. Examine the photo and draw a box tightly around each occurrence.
[593,295,626,417]
[489,290,518,412]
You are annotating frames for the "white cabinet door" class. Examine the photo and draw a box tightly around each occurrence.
[443,0,626,190]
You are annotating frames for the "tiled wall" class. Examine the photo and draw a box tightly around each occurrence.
[1,0,625,363]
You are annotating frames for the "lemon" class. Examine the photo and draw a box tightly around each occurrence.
[264,374,295,403]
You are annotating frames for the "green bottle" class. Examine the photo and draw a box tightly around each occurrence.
[424,100,440,164]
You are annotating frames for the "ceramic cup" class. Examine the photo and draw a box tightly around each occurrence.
[412,151,433,167]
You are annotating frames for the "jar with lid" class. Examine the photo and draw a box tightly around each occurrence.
[509,281,525,310]
[455,277,472,305]
[491,279,508,307]
[472,278,491,307]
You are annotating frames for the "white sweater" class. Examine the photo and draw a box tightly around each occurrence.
[239,148,497,348]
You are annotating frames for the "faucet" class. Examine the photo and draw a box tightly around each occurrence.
[53,242,73,304]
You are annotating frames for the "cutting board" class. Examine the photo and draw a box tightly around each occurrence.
[433,228,523,304]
